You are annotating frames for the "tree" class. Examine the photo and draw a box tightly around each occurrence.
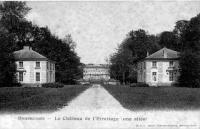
[125,29,160,61]
[158,31,179,51]
[63,34,76,51]
[31,27,82,84]
[0,33,17,86]
[109,29,160,84]
[173,20,189,52]
[110,48,134,84]
[179,14,200,87]
[0,1,31,87]
[0,1,32,49]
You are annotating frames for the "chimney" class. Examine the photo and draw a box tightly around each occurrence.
[163,49,167,58]
[146,51,149,57]
[23,46,32,50]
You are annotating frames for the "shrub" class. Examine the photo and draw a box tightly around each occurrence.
[130,83,137,87]
[137,83,149,87]
[130,82,149,87]
[42,83,64,88]
[172,82,180,87]
[14,82,22,87]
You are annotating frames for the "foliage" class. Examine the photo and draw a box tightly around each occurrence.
[158,31,179,51]
[179,14,200,88]
[0,1,30,87]
[0,34,17,87]
[109,29,160,84]
[130,82,149,87]
[30,27,82,84]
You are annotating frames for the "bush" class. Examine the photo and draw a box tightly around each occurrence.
[172,82,180,87]
[42,83,64,88]
[13,82,22,87]
[130,83,137,87]
[130,82,149,87]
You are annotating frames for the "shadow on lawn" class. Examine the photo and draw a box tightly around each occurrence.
[102,85,200,111]
[0,85,90,114]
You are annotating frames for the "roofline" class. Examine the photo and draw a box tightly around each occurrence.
[84,66,109,68]
[137,58,180,63]
[15,58,56,63]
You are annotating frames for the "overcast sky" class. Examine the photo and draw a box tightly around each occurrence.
[26,1,200,64]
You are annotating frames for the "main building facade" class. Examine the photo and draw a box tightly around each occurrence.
[83,64,110,82]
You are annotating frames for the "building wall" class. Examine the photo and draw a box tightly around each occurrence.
[16,60,55,85]
[46,61,55,83]
[83,66,110,81]
[137,60,179,86]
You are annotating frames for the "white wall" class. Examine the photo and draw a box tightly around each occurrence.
[83,67,110,81]
[16,60,55,84]
[138,60,179,86]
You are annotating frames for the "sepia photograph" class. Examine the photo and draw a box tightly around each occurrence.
[0,1,200,129]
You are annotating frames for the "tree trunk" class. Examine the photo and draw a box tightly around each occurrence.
[122,72,125,85]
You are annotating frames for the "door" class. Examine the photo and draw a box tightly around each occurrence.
[19,72,23,82]
[152,72,157,86]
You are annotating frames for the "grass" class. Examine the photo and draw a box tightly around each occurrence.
[0,85,90,114]
[102,85,200,111]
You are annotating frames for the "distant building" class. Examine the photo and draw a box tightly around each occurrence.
[13,46,55,86]
[83,64,110,82]
[137,47,180,86]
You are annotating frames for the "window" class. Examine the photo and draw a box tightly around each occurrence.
[36,72,40,81]
[36,62,40,68]
[19,72,23,82]
[169,71,174,81]
[51,63,53,70]
[47,62,49,70]
[19,61,23,68]
[50,63,52,70]
[152,61,157,68]
[152,72,157,81]
[169,61,174,67]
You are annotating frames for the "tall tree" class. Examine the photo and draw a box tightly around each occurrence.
[31,27,82,84]
[179,14,200,88]
[109,29,160,84]
[63,34,76,51]
[158,31,179,51]
[0,1,32,49]
[0,1,31,87]
[173,20,189,52]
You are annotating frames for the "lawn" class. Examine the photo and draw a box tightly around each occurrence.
[0,85,90,114]
[103,85,200,111]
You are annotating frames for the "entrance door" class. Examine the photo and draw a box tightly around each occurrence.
[152,72,157,86]
[19,72,23,82]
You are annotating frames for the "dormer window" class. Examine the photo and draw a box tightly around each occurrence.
[19,61,23,68]
[36,61,40,68]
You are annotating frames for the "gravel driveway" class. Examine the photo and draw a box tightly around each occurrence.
[58,84,125,111]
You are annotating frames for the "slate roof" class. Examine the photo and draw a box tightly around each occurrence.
[145,47,180,60]
[84,64,109,68]
[13,46,48,61]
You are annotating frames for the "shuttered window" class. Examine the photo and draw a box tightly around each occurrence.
[36,72,40,81]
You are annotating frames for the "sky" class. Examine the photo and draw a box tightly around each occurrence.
[26,1,200,64]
